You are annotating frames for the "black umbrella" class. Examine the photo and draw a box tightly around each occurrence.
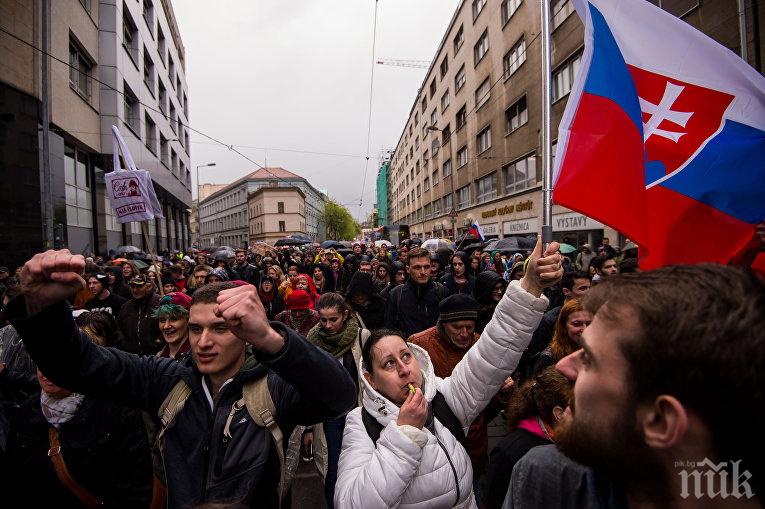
[320,240,345,249]
[114,245,142,256]
[275,238,310,247]
[290,233,312,242]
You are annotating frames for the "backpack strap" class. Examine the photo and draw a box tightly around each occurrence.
[394,284,404,327]
[361,391,466,448]
[157,380,193,447]
[241,375,289,506]
[431,392,467,448]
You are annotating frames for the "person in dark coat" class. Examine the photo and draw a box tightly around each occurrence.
[345,272,386,331]
[379,260,407,301]
[231,249,260,286]
[105,266,132,299]
[0,371,153,508]
[474,271,508,334]
[9,252,358,509]
[383,248,451,338]
[116,274,162,355]
[258,275,284,321]
[483,367,572,509]
[439,251,476,297]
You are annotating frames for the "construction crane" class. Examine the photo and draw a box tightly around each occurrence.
[376,58,430,69]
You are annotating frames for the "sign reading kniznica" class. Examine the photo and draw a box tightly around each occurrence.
[481,200,533,219]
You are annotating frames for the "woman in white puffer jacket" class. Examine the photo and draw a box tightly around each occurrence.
[334,239,562,508]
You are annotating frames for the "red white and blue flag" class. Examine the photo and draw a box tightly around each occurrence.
[552,0,765,269]
[469,221,486,241]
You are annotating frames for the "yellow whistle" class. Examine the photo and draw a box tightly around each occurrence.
[408,383,416,395]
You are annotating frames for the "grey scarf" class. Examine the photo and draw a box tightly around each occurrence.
[40,392,85,428]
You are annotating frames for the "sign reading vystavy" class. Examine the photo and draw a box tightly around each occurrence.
[105,125,163,223]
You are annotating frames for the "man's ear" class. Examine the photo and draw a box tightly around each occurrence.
[552,405,566,423]
[641,395,688,449]
[561,287,572,299]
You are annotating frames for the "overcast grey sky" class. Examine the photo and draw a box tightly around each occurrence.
[173,0,458,221]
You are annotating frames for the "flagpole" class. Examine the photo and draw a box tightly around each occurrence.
[540,0,554,247]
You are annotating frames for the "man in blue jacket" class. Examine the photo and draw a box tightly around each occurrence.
[8,249,358,508]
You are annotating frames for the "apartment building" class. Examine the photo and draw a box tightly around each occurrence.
[384,0,762,248]
[0,0,192,268]
[248,187,307,244]
[199,167,328,247]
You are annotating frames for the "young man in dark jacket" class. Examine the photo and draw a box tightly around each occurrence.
[116,274,162,355]
[9,249,358,508]
[231,249,259,286]
[383,248,451,338]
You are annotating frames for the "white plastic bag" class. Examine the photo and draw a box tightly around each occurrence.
[104,125,164,224]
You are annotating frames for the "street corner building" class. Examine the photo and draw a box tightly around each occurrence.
[1,0,193,269]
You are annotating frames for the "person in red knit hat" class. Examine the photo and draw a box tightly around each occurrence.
[275,289,319,337]
[294,274,320,308]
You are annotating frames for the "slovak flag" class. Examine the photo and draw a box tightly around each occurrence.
[552,0,765,269]
[469,221,486,241]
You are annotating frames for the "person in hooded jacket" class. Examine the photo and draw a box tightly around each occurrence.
[372,264,390,293]
[205,267,230,284]
[334,237,563,509]
[474,271,508,334]
[440,251,476,297]
[294,274,320,308]
[105,266,132,299]
[116,274,162,356]
[379,260,407,302]
[258,275,284,321]
[345,271,386,331]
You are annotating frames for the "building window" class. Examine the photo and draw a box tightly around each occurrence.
[278,201,285,214]
[279,221,286,232]
[171,149,178,175]
[503,37,526,79]
[430,110,438,128]
[416,184,421,197]
[472,0,487,20]
[422,96,427,113]
[170,102,177,133]
[475,172,498,203]
[432,168,439,186]
[501,0,522,24]
[424,203,432,219]
[457,185,471,210]
[475,77,490,109]
[433,198,441,216]
[453,25,464,53]
[503,153,537,193]
[185,132,190,156]
[440,56,448,78]
[143,48,155,96]
[415,136,419,149]
[477,125,491,154]
[160,134,169,167]
[442,123,451,144]
[123,82,140,133]
[79,0,91,12]
[157,26,166,66]
[474,30,489,65]
[441,90,450,112]
[552,0,574,29]
[123,7,139,64]
[145,113,156,154]
[415,112,419,126]
[169,55,175,87]
[183,92,188,118]
[64,146,92,228]
[552,52,582,101]
[443,159,452,177]
[444,193,453,212]
[430,79,437,99]
[424,177,430,191]
[69,40,93,101]
[143,0,154,35]
[158,81,167,114]
[455,65,466,92]
[506,95,528,133]
[457,145,468,168]
[456,105,467,130]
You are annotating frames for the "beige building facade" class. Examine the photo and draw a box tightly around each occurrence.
[248,187,307,244]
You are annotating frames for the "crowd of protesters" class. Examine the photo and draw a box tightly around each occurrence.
[0,233,762,508]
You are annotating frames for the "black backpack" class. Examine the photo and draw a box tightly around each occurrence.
[360,391,467,448]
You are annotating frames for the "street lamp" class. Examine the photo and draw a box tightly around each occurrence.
[426,125,457,243]
[196,162,216,247]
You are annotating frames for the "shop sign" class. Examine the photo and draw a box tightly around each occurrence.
[481,199,534,219]
[503,218,539,235]
[483,223,499,236]
[553,212,604,232]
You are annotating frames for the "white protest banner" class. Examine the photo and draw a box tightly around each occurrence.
[104,125,164,223]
